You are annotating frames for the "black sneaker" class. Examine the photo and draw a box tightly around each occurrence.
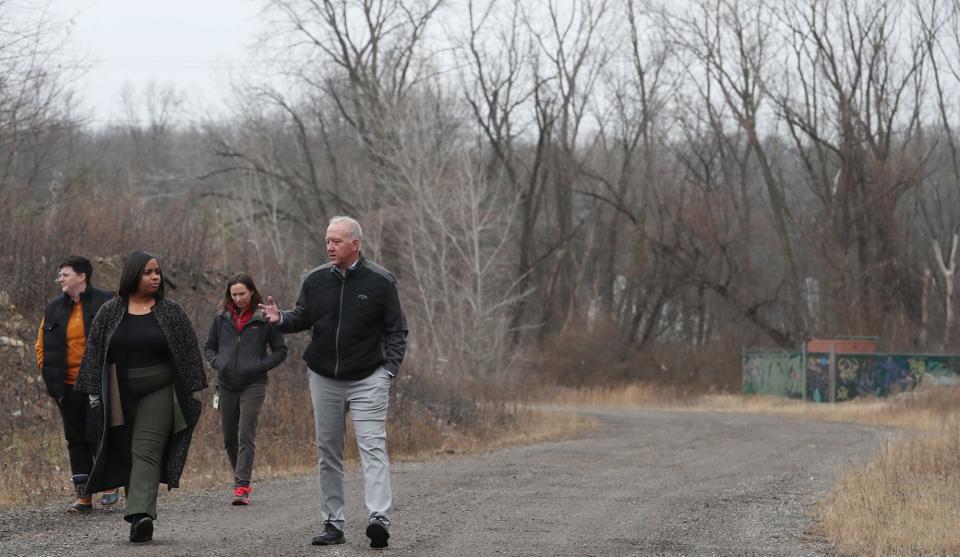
[129,516,153,543]
[366,518,390,549]
[311,522,345,546]
[65,500,93,513]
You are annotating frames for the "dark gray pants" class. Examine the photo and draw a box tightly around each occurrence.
[219,382,267,486]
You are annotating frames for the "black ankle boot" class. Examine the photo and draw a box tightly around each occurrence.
[129,515,153,543]
[67,475,92,513]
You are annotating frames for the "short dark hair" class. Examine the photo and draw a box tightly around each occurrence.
[220,273,264,312]
[117,251,165,300]
[59,255,94,286]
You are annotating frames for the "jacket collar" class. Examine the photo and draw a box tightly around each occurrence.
[220,307,266,323]
[60,284,94,306]
[330,253,365,278]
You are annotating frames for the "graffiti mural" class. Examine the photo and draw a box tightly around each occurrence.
[805,354,960,402]
[814,355,917,401]
[744,351,960,402]
[742,352,803,399]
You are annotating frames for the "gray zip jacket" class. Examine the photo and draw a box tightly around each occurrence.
[204,309,287,390]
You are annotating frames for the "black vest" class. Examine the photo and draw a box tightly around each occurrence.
[41,286,113,398]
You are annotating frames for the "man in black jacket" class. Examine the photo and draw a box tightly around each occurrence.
[35,255,116,512]
[261,216,407,550]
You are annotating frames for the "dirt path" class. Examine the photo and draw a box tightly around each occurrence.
[0,408,891,556]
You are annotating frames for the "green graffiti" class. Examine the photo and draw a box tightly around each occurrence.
[908,359,927,381]
[742,352,803,398]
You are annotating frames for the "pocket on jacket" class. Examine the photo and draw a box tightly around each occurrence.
[237,359,266,379]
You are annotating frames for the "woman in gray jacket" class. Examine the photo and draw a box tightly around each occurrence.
[204,273,287,505]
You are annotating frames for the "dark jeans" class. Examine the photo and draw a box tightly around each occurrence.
[219,382,267,486]
[57,383,94,477]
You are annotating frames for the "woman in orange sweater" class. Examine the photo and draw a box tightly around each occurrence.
[35,255,119,512]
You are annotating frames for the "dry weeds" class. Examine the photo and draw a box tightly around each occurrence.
[0,388,596,508]
[813,428,960,556]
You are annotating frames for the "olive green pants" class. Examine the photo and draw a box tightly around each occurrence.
[124,364,177,522]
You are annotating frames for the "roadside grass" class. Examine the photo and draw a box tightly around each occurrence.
[544,380,960,432]
[541,383,692,408]
[813,426,960,556]
[0,387,596,508]
[545,381,960,556]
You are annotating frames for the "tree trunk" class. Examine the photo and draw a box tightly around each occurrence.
[934,234,959,349]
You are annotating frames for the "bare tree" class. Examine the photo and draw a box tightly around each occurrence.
[526,0,611,335]
[658,0,805,345]
[933,234,958,347]
[918,0,960,348]
[265,0,442,195]
[773,0,929,335]
[579,0,680,350]
[0,1,80,194]
[459,0,554,340]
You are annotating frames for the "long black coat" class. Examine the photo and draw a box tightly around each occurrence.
[75,297,208,492]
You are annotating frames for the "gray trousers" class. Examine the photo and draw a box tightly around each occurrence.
[219,382,267,486]
[308,367,392,530]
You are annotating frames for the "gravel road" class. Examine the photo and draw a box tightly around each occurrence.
[0,408,891,556]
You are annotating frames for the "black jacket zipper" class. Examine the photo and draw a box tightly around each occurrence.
[333,274,346,377]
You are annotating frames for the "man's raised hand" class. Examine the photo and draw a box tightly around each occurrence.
[259,295,281,325]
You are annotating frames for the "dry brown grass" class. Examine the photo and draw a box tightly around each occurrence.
[0,385,596,508]
[695,384,960,433]
[813,428,960,556]
[541,383,696,408]
[544,380,960,432]
[794,385,960,556]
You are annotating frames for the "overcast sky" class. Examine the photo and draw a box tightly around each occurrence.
[47,0,264,125]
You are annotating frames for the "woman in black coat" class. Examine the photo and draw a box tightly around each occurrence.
[76,251,207,544]
[204,273,286,505]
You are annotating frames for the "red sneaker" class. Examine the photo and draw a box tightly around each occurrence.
[231,485,251,506]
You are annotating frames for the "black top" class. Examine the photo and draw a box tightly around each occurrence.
[108,312,171,369]
[278,253,408,381]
